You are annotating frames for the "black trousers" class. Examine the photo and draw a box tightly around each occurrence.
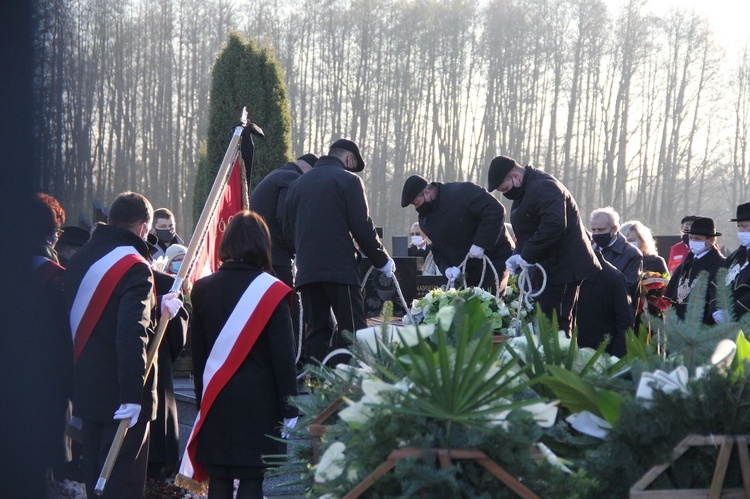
[273,264,303,361]
[536,279,582,336]
[300,282,366,365]
[82,419,150,499]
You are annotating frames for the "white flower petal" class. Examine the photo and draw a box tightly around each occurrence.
[315,442,346,482]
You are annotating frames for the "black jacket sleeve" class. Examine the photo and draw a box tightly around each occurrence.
[346,175,389,268]
[115,262,155,406]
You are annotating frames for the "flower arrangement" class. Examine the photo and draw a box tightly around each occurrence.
[271,272,750,498]
[636,271,670,316]
[407,276,534,336]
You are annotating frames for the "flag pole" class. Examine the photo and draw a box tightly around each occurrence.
[94,108,249,495]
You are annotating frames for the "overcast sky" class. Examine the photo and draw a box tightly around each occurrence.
[605,0,749,60]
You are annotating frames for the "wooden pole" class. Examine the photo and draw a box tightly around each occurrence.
[94,109,248,495]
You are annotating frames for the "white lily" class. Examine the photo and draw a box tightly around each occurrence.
[566,410,612,439]
[522,401,559,428]
[537,442,572,474]
[315,442,346,483]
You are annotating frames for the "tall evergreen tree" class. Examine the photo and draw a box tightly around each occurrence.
[193,32,292,223]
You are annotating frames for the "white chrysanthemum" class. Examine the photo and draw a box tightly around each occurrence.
[315,442,346,482]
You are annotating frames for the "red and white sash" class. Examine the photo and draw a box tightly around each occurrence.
[69,246,150,363]
[179,272,291,484]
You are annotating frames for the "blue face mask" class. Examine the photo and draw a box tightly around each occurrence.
[171,261,182,273]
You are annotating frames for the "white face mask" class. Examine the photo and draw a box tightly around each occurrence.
[738,231,750,248]
[689,240,707,255]
[411,235,425,247]
[628,241,640,248]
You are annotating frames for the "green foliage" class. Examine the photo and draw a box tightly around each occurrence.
[503,304,620,401]
[372,298,538,446]
[270,298,597,497]
[643,272,742,373]
[193,32,292,223]
[581,368,750,497]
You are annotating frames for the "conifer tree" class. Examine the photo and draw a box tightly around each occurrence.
[193,32,292,222]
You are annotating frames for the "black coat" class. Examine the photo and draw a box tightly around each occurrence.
[576,252,633,357]
[149,270,188,466]
[284,155,389,288]
[249,162,303,267]
[191,262,299,468]
[509,166,600,285]
[64,225,158,422]
[31,253,73,467]
[417,182,514,276]
[721,246,750,319]
[599,232,643,295]
[408,244,431,258]
[664,247,725,324]
[643,254,668,275]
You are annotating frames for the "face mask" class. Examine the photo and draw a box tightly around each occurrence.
[156,228,175,243]
[171,261,182,273]
[411,235,425,247]
[738,232,750,248]
[681,233,690,245]
[592,232,613,248]
[689,240,707,255]
[628,241,640,248]
[502,178,523,201]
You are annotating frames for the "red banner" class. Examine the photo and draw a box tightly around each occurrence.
[190,154,244,283]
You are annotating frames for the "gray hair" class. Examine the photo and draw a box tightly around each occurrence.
[590,206,620,228]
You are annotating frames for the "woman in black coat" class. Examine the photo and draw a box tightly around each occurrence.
[190,211,299,499]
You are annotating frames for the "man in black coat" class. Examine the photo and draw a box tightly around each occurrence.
[401,174,514,295]
[284,139,394,364]
[250,153,317,353]
[664,216,725,325]
[713,203,750,324]
[590,207,643,297]
[147,207,185,260]
[487,155,600,335]
[64,192,183,498]
[147,270,188,480]
[577,251,633,357]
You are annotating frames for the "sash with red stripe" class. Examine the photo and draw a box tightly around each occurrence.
[178,272,291,485]
[69,246,150,363]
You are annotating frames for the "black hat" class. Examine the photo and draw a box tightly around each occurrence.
[487,155,518,191]
[330,139,365,172]
[58,226,90,247]
[730,202,750,222]
[401,175,428,207]
[686,217,721,237]
[296,153,319,168]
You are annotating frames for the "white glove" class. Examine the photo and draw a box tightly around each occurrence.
[445,267,460,280]
[160,292,182,319]
[506,254,531,273]
[378,258,396,279]
[113,403,141,429]
[712,309,728,324]
[468,244,485,259]
[282,416,299,439]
